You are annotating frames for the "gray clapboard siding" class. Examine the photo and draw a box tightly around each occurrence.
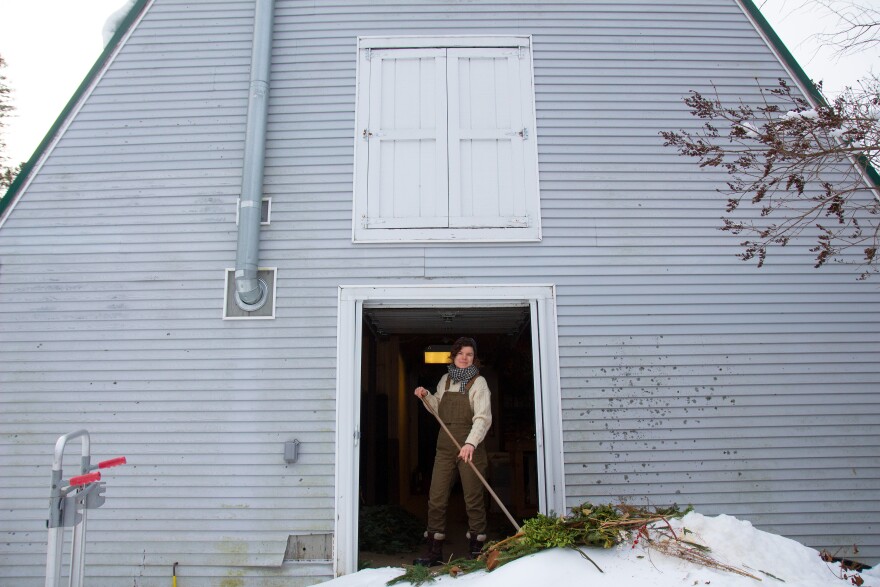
[0,0,878,584]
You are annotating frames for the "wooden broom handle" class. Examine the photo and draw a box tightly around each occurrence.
[418,395,522,532]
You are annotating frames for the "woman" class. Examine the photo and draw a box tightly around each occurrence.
[413,336,492,565]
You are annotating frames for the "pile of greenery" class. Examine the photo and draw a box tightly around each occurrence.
[359,505,425,555]
[388,502,692,585]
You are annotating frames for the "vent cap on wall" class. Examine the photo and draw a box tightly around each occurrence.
[224,268,276,319]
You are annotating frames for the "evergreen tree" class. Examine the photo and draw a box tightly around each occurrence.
[0,54,22,192]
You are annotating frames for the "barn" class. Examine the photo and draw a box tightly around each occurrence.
[1,0,878,585]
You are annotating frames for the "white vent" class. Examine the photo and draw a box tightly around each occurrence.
[223,268,277,319]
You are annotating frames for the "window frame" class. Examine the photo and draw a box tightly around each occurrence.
[352,35,541,243]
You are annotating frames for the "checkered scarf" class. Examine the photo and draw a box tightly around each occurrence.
[447,364,479,390]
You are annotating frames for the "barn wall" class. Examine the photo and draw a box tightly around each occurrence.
[0,0,877,584]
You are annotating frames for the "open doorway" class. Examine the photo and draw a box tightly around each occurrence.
[335,284,564,576]
[357,306,539,566]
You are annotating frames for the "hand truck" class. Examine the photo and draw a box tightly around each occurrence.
[45,430,127,587]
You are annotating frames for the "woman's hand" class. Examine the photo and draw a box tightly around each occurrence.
[458,443,475,463]
[414,386,429,399]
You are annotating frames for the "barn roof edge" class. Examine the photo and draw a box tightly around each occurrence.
[0,0,152,219]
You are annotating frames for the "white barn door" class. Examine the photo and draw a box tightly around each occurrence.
[356,42,538,238]
[448,48,532,229]
[365,49,449,228]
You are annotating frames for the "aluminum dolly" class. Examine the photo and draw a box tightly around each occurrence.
[45,430,126,587]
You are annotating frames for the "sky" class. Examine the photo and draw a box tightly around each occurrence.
[331,512,880,587]
[0,0,879,166]
[0,1,128,165]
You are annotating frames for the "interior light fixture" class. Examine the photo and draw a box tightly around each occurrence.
[424,345,452,364]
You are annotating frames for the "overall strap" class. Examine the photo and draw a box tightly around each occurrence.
[445,375,478,393]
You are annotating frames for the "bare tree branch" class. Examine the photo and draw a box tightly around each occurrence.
[811,0,880,56]
[661,77,880,279]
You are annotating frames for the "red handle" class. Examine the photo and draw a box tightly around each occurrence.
[98,457,127,469]
[69,472,101,486]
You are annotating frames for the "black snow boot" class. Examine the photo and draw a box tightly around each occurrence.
[413,532,445,566]
[467,532,486,560]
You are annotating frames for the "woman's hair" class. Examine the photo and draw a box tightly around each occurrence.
[449,337,478,362]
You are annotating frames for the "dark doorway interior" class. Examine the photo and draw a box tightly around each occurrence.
[357,306,539,567]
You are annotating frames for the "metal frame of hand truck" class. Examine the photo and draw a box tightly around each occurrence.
[45,430,126,587]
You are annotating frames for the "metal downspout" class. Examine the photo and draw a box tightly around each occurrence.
[234,0,275,311]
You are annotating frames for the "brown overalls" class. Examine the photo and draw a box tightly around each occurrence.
[426,377,489,536]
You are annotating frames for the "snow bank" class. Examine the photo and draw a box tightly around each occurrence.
[320,512,876,587]
[663,513,866,586]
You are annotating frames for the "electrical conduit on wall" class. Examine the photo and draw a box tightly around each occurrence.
[234,0,275,311]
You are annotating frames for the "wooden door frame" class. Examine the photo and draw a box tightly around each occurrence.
[334,284,564,576]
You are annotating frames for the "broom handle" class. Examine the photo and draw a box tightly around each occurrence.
[419,395,522,532]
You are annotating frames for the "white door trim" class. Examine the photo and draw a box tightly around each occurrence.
[334,284,565,576]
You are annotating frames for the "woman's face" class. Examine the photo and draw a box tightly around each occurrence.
[453,346,475,369]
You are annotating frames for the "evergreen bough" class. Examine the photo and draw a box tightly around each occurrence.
[387,502,691,585]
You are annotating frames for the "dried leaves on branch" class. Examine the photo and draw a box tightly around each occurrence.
[387,503,758,586]
[660,78,880,279]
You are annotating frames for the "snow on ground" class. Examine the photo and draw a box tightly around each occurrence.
[322,513,878,587]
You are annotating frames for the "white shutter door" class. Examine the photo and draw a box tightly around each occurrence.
[447,48,530,228]
[365,49,449,228]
